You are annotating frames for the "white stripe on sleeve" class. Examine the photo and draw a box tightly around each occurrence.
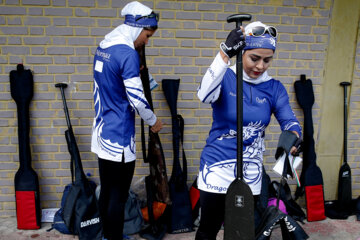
[197,52,230,103]
[124,76,157,126]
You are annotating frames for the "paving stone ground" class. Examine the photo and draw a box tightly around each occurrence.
[0,215,359,240]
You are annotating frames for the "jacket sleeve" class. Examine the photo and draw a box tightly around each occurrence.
[273,82,302,137]
[197,52,230,103]
[124,76,157,127]
[122,52,157,127]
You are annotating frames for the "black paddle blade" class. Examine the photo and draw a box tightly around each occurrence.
[224,179,254,240]
[338,162,352,209]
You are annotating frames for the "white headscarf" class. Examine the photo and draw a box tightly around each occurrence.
[99,1,153,49]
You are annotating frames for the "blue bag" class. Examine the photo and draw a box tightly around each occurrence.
[49,184,72,234]
[123,190,144,235]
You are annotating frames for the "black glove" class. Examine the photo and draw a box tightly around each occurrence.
[220,28,245,58]
[275,130,298,160]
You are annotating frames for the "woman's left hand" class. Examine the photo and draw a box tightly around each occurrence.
[290,146,298,155]
[150,119,163,133]
[290,131,302,155]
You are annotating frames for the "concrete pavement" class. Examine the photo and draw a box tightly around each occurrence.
[0,215,359,240]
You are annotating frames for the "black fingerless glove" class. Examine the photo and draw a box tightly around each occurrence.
[275,130,298,160]
[220,28,246,58]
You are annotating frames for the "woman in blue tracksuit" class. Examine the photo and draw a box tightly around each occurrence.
[91,2,162,239]
[195,21,302,240]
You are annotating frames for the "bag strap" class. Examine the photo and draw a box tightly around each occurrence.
[171,113,181,176]
[65,129,86,183]
[141,120,148,163]
[276,154,289,208]
[275,130,297,207]
[178,114,187,181]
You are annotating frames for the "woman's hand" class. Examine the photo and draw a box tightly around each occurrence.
[220,26,245,59]
[150,119,163,133]
[219,26,245,63]
[290,146,298,155]
[290,131,302,155]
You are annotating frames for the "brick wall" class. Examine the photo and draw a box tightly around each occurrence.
[349,20,360,195]
[0,0,344,217]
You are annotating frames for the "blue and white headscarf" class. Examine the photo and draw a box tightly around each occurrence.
[99,1,158,49]
[244,21,277,51]
[123,1,158,28]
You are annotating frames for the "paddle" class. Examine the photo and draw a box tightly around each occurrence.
[162,79,193,233]
[223,14,254,240]
[10,64,41,230]
[138,45,169,240]
[294,74,325,221]
[55,83,103,239]
[338,81,352,211]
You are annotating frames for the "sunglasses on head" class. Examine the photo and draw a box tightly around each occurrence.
[249,26,277,38]
[135,13,159,22]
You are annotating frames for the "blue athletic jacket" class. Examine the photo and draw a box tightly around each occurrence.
[91,44,156,162]
[197,53,301,195]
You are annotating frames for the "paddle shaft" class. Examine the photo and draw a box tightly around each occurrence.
[55,83,72,130]
[224,15,254,240]
[340,82,351,164]
[55,83,87,182]
[236,25,244,180]
[338,81,352,209]
[227,14,252,180]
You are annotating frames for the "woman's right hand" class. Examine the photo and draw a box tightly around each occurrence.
[220,26,246,59]
[150,118,163,133]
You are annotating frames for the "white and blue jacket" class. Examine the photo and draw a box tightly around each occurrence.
[91,44,156,163]
[197,53,301,195]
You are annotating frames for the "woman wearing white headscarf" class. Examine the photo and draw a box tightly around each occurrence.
[91,2,161,239]
[195,21,302,239]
